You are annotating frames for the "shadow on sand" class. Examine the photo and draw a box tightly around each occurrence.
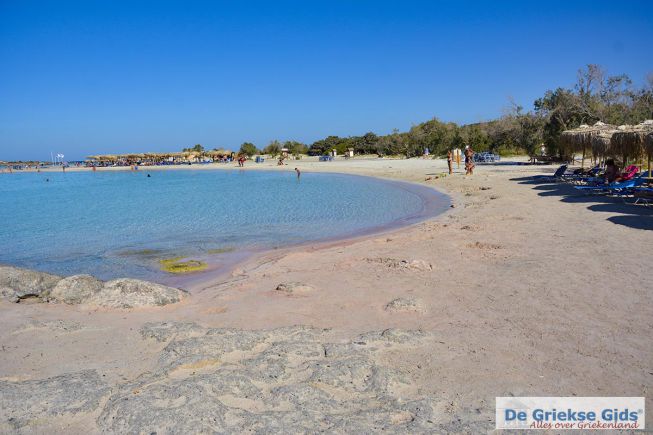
[511,171,653,231]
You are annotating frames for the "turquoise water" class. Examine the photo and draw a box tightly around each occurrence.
[0,169,447,282]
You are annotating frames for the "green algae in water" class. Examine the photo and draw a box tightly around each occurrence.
[207,247,235,255]
[159,257,207,274]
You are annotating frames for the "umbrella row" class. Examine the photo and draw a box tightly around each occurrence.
[561,120,653,174]
[86,149,234,163]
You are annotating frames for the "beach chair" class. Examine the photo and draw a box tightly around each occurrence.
[573,177,644,194]
[546,164,568,181]
[630,187,653,207]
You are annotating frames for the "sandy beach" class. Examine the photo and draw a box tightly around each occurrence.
[0,158,651,432]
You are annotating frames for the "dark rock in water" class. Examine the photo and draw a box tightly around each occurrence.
[45,274,104,304]
[90,278,188,308]
[0,265,61,302]
[0,370,110,430]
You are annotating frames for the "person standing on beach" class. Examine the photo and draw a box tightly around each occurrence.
[464,146,475,175]
[447,150,453,175]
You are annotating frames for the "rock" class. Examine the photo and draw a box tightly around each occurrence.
[89,278,187,308]
[0,370,109,430]
[385,297,427,313]
[140,321,205,342]
[275,282,315,294]
[94,324,450,433]
[0,266,61,302]
[45,274,104,304]
[406,260,432,271]
[366,258,432,272]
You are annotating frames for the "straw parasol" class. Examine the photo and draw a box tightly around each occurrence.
[590,129,618,159]
[560,121,615,167]
[610,120,653,166]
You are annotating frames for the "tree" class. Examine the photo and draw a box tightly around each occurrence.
[262,140,282,157]
[284,141,308,156]
[183,144,205,153]
[239,142,259,157]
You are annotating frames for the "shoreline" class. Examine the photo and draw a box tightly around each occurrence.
[0,166,451,289]
[167,172,451,291]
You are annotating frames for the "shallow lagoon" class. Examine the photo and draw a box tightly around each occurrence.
[0,169,448,282]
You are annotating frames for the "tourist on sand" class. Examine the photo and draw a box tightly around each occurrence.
[604,159,619,183]
[295,167,301,179]
[447,150,453,175]
[464,146,475,175]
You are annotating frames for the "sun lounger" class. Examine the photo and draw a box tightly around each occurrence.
[573,177,644,194]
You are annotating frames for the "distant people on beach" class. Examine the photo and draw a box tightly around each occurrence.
[447,150,453,175]
[464,146,475,175]
[237,156,245,167]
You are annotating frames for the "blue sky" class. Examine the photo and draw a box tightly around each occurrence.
[1,0,652,161]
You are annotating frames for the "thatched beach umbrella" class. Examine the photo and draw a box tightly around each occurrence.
[645,131,653,178]
[560,121,614,167]
[610,120,653,170]
[590,129,618,160]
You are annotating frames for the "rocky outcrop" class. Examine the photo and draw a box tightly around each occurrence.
[45,274,104,304]
[0,370,110,431]
[88,278,187,308]
[0,324,491,433]
[96,324,454,433]
[0,266,61,302]
[385,297,427,313]
[0,266,186,308]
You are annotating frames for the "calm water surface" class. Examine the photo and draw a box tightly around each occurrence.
[0,169,448,282]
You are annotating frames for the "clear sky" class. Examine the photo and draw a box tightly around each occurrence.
[1,0,652,161]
